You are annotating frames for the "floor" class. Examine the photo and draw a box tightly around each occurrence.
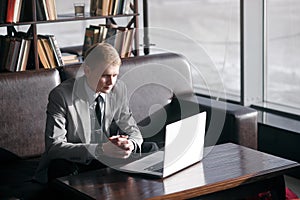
[285,175,300,197]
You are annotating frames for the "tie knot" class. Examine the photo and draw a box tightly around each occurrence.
[96,95,103,104]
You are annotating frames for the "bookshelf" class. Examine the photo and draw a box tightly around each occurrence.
[0,0,140,72]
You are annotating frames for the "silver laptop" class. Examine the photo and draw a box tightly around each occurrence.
[118,111,207,178]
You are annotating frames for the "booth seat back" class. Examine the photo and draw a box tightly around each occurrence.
[59,53,194,123]
[59,53,195,143]
[0,52,257,163]
[0,69,61,159]
[120,53,194,123]
[59,53,258,149]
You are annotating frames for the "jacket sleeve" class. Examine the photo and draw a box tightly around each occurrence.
[112,81,143,153]
[45,86,97,164]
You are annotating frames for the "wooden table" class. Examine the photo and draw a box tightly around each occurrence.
[54,143,299,200]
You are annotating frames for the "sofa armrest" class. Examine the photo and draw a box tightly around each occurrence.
[182,95,258,149]
[140,95,258,150]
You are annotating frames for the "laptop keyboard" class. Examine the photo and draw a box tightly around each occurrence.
[144,162,163,173]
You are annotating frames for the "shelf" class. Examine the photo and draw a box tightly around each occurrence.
[0,22,34,27]
[0,13,139,27]
[0,0,140,72]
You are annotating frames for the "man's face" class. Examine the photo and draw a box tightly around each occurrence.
[85,64,120,93]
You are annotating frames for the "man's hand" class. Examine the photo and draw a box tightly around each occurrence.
[102,135,134,159]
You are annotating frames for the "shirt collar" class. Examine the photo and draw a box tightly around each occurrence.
[84,80,106,105]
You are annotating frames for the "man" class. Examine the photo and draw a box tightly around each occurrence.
[34,43,143,183]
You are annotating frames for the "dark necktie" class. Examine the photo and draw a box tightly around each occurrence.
[95,95,103,127]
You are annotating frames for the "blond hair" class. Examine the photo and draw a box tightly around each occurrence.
[84,43,121,70]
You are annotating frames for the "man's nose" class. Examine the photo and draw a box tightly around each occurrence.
[107,76,113,84]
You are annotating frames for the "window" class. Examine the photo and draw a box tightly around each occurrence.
[242,0,300,116]
[265,0,300,111]
[2,0,299,116]
[146,0,240,101]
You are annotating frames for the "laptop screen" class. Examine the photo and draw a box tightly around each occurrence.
[163,112,206,177]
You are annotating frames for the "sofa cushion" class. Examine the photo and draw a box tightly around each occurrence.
[0,69,61,158]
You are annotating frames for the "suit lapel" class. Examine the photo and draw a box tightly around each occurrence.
[104,90,116,136]
[74,99,90,143]
[73,77,91,143]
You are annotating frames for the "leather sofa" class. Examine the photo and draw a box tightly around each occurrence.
[0,53,257,199]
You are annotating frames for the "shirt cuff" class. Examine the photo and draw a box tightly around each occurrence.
[129,139,142,154]
[94,144,104,159]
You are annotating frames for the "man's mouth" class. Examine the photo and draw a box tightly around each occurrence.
[103,86,111,90]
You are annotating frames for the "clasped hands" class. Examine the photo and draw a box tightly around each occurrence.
[101,135,134,159]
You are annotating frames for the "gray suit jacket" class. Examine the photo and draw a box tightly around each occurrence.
[35,76,143,182]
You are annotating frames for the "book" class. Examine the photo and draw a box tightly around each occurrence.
[113,0,124,15]
[114,27,127,56]
[45,0,57,20]
[90,0,97,16]
[37,38,51,69]
[62,52,77,61]
[63,59,80,65]
[102,0,110,16]
[6,0,23,23]
[20,0,33,22]
[39,35,60,67]
[98,24,108,43]
[108,0,115,15]
[5,37,21,72]
[89,25,101,44]
[105,23,118,46]
[19,38,31,71]
[0,0,8,23]
[40,37,57,68]
[42,0,49,20]
[62,52,79,65]
[0,36,11,72]
[15,37,26,71]
[48,35,64,67]
[95,0,102,15]
[36,0,46,21]
[13,0,22,23]
[0,36,2,71]
[6,0,16,23]
[122,27,135,57]
[95,0,110,16]
[13,31,32,71]
[25,37,35,70]
[82,27,96,57]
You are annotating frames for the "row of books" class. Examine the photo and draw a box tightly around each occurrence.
[0,33,32,72]
[36,0,57,21]
[0,32,66,72]
[0,0,57,24]
[61,53,81,65]
[37,35,64,69]
[1,0,133,24]
[0,0,32,23]
[82,24,135,58]
[90,0,134,16]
